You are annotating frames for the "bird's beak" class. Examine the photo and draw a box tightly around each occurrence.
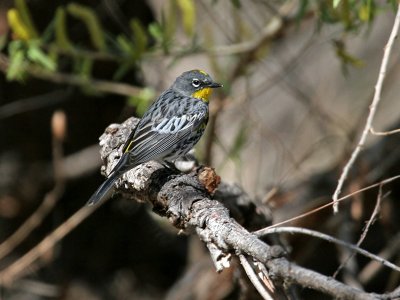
[208,82,223,88]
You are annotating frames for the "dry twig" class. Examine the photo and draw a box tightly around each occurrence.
[370,127,400,136]
[0,111,67,260]
[238,255,274,300]
[332,4,400,213]
[263,174,400,229]
[333,184,386,278]
[0,203,102,285]
[255,226,400,274]
[359,233,400,285]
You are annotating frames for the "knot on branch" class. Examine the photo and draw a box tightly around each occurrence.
[198,166,221,194]
[157,171,208,228]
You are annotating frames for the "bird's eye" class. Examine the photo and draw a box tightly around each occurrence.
[192,78,201,88]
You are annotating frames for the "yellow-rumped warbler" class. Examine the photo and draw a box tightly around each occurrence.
[87,70,222,206]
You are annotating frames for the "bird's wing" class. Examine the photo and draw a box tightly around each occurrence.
[122,89,173,154]
[122,125,139,153]
[127,110,207,164]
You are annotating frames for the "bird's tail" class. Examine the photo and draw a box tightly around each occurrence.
[86,170,121,206]
[86,153,135,206]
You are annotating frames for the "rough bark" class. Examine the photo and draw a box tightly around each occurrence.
[98,117,389,300]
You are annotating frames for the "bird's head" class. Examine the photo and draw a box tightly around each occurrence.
[172,70,222,102]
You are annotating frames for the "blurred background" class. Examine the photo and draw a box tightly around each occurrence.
[1,0,400,299]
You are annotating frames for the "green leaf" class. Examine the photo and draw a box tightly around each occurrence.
[7,8,31,40]
[340,0,352,30]
[0,35,7,51]
[160,1,178,52]
[71,56,93,80]
[55,7,73,50]
[15,0,38,38]
[116,34,134,55]
[388,0,397,10]
[296,0,309,22]
[8,40,23,56]
[130,19,148,58]
[27,42,57,71]
[176,0,196,37]
[47,44,59,65]
[127,88,155,116]
[7,49,26,81]
[333,0,342,8]
[67,3,106,51]
[113,63,134,81]
[359,0,375,22]
[319,1,339,24]
[148,22,163,43]
[230,0,241,8]
[333,39,364,73]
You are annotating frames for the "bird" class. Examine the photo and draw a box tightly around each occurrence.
[87,69,222,206]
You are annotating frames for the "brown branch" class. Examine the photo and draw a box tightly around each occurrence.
[210,17,283,56]
[0,111,67,261]
[0,53,142,97]
[95,118,400,299]
[0,117,395,299]
[96,118,383,299]
[0,203,102,285]
[255,226,400,274]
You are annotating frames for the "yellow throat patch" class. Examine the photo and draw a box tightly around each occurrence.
[192,87,212,102]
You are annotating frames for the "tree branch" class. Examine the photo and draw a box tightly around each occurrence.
[255,226,400,274]
[332,3,400,213]
[76,117,385,299]
[0,117,394,299]
[0,53,142,97]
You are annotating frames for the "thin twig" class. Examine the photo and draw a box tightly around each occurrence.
[0,89,72,120]
[253,261,276,293]
[255,226,400,274]
[370,127,400,136]
[332,4,400,213]
[333,184,386,278]
[260,175,400,230]
[0,111,67,261]
[359,233,400,285]
[14,279,59,298]
[0,203,103,285]
[0,188,64,261]
[238,255,274,300]
[210,17,283,55]
[204,16,284,165]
